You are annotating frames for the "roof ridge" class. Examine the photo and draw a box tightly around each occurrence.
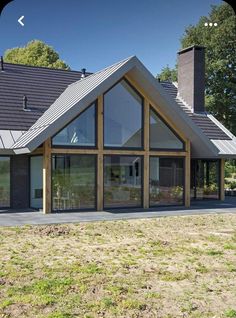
[68,55,135,87]
[2,62,92,74]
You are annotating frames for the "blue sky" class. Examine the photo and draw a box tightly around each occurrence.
[0,0,223,75]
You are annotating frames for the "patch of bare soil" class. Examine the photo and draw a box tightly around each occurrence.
[32,224,71,237]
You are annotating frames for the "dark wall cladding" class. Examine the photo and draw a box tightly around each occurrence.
[11,155,29,209]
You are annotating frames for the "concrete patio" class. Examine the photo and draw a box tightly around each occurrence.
[0,197,235,227]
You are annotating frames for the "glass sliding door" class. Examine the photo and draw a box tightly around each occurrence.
[0,157,10,207]
[104,155,142,208]
[150,157,184,206]
[191,159,220,200]
[30,156,43,209]
[52,155,96,211]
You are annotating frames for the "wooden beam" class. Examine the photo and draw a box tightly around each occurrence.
[97,95,104,211]
[220,159,225,201]
[185,139,191,207]
[150,151,187,157]
[125,74,188,144]
[51,148,187,156]
[31,147,43,155]
[51,148,98,154]
[143,99,150,208]
[43,139,52,214]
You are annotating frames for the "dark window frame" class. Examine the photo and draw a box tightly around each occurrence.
[191,158,221,200]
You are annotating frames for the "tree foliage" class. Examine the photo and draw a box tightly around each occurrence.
[4,40,69,70]
[157,65,177,82]
[158,3,236,134]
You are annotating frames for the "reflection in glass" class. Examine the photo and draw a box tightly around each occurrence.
[0,157,10,207]
[150,108,184,149]
[191,160,220,199]
[104,156,142,208]
[104,80,143,148]
[52,104,96,147]
[150,157,184,206]
[52,155,96,211]
[30,156,43,209]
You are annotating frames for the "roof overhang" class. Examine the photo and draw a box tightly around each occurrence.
[9,56,235,159]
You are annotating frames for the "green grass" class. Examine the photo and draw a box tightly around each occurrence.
[0,214,236,317]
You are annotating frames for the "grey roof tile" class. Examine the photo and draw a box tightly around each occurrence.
[160,81,232,140]
[0,63,91,130]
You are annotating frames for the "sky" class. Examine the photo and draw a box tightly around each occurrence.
[0,0,224,75]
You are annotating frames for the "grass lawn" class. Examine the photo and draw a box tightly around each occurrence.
[0,214,236,318]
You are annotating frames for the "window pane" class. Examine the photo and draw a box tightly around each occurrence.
[191,160,220,200]
[150,157,184,206]
[30,156,43,209]
[52,104,96,147]
[52,155,96,210]
[104,156,142,208]
[104,80,143,148]
[0,157,10,207]
[150,108,184,149]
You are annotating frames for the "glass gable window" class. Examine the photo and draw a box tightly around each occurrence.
[0,157,10,207]
[104,80,143,148]
[150,157,184,206]
[150,108,184,150]
[52,155,96,211]
[52,103,96,147]
[104,156,142,208]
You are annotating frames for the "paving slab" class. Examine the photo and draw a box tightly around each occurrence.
[0,197,235,227]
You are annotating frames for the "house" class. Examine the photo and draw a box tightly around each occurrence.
[0,45,236,213]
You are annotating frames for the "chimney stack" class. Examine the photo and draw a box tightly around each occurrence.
[177,45,205,113]
[81,68,86,79]
[0,56,4,71]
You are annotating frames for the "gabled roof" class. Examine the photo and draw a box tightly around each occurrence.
[0,63,90,130]
[12,57,136,153]
[1,56,236,158]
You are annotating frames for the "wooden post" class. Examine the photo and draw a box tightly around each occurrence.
[220,159,225,201]
[97,96,104,211]
[143,99,150,209]
[43,138,52,214]
[185,139,191,207]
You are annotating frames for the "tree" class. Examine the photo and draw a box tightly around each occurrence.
[4,40,69,70]
[156,65,177,82]
[158,3,236,134]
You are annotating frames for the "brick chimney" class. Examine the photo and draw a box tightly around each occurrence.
[177,45,205,113]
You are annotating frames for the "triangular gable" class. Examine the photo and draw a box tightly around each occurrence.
[12,56,226,158]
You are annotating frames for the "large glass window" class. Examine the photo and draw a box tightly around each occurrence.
[191,160,220,200]
[104,156,142,208]
[52,103,96,147]
[150,157,184,206]
[30,156,43,209]
[150,108,184,150]
[104,80,143,148]
[52,155,96,211]
[0,157,10,207]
